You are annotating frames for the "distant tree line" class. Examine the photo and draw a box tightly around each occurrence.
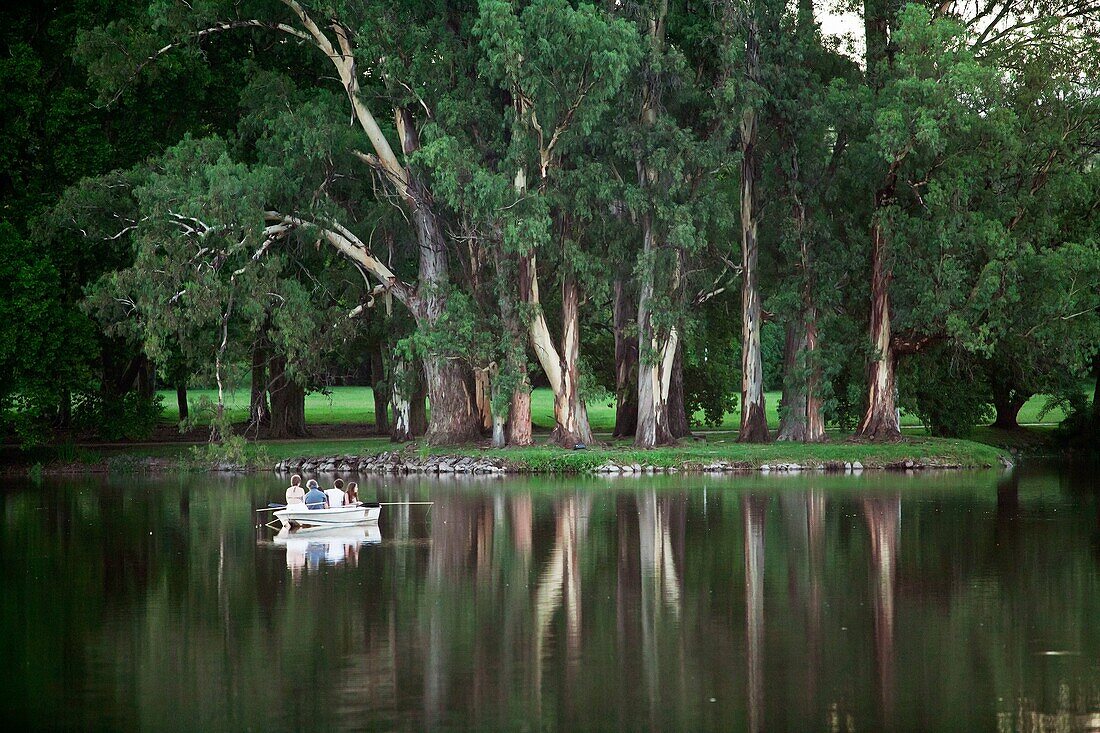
[2,0,1097,447]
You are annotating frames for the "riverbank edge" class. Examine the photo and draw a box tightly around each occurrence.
[9,436,1013,477]
[269,453,1008,476]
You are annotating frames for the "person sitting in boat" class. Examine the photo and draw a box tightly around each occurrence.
[285,475,305,506]
[325,478,346,508]
[345,481,359,506]
[303,479,328,510]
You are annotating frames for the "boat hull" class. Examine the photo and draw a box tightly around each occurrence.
[274,502,381,528]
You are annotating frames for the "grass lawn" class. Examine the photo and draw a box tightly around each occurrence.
[160,385,1069,433]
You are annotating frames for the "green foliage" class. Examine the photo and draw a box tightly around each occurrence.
[188,431,272,470]
[73,392,165,441]
[899,347,993,438]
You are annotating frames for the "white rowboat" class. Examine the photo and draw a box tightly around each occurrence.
[273,501,381,528]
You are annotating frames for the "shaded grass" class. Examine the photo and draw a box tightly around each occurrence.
[160,386,1070,430]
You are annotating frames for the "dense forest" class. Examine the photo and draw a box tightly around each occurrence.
[1,0,1097,448]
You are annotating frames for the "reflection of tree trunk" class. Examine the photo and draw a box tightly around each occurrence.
[511,495,533,557]
[370,344,389,433]
[613,276,639,438]
[267,354,306,438]
[743,495,768,733]
[806,490,825,705]
[615,495,640,726]
[861,495,900,727]
[637,490,684,728]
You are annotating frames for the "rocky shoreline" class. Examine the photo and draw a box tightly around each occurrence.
[268,452,997,476]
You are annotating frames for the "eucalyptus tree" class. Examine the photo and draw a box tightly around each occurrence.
[769,0,860,442]
[476,0,640,446]
[80,0,503,443]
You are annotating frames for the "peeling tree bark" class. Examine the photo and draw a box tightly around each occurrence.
[390,354,412,442]
[856,167,903,441]
[737,13,770,444]
[635,218,680,448]
[634,2,681,450]
[519,250,593,447]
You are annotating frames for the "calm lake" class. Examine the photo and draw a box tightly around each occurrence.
[2,466,1098,731]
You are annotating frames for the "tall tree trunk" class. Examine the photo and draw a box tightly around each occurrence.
[496,250,534,447]
[176,383,189,422]
[777,317,810,441]
[777,140,826,442]
[856,0,903,442]
[737,15,770,443]
[267,354,307,438]
[521,254,594,448]
[990,378,1028,430]
[391,354,412,442]
[407,162,482,445]
[410,360,429,437]
[554,273,595,447]
[634,5,679,450]
[474,368,493,433]
[509,381,533,446]
[370,344,389,433]
[613,275,639,438]
[635,220,680,448]
[668,342,692,438]
[804,308,826,441]
[490,369,507,448]
[250,340,270,429]
[856,174,902,441]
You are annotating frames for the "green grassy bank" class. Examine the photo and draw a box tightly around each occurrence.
[45,432,1008,476]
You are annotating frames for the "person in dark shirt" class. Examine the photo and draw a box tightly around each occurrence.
[303,479,328,510]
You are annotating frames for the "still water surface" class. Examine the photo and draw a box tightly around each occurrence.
[2,466,1098,731]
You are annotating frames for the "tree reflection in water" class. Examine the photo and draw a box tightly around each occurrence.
[1,471,1098,731]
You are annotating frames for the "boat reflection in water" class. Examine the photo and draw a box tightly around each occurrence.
[273,523,382,575]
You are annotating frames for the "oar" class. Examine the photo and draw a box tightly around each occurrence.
[256,503,287,513]
[377,501,435,506]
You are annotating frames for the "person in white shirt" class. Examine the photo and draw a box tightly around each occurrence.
[324,478,346,508]
[285,475,305,505]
